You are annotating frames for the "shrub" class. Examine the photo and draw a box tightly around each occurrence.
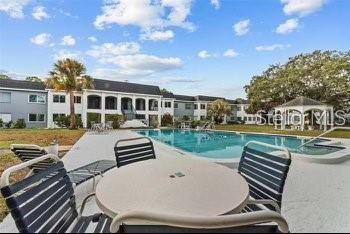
[87,113,101,128]
[55,115,83,128]
[182,115,190,121]
[0,118,3,128]
[173,120,182,128]
[56,115,70,128]
[191,120,202,129]
[5,121,13,129]
[161,113,173,127]
[105,114,122,129]
[13,119,26,129]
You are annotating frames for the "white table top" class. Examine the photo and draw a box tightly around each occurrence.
[96,156,249,218]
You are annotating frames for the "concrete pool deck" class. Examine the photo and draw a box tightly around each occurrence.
[1,130,350,232]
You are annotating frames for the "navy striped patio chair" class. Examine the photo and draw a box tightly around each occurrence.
[109,210,289,233]
[11,144,117,187]
[0,155,112,233]
[238,141,292,214]
[114,137,156,168]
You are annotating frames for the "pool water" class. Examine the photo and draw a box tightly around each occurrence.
[137,129,341,160]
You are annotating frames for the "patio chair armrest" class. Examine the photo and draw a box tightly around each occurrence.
[79,193,96,217]
[110,210,289,233]
[0,154,60,188]
[246,199,281,214]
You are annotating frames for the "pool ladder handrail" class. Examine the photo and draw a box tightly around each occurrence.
[297,126,350,149]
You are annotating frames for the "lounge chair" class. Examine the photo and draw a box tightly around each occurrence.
[0,155,112,233]
[11,144,117,188]
[238,141,292,213]
[114,137,156,167]
[110,210,289,233]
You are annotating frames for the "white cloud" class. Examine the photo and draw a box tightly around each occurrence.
[87,41,183,77]
[94,0,194,40]
[88,36,98,43]
[281,0,327,16]
[255,44,291,52]
[276,18,299,34]
[61,35,76,46]
[198,50,211,59]
[0,0,31,18]
[211,0,220,10]
[233,19,250,36]
[54,49,82,60]
[87,42,141,58]
[30,33,51,46]
[32,6,49,20]
[223,49,239,58]
[140,30,174,41]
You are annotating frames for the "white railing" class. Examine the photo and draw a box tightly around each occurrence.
[297,126,350,149]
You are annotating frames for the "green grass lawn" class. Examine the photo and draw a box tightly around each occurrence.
[0,129,86,149]
[215,124,350,139]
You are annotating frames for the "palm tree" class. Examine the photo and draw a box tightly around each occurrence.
[47,58,94,129]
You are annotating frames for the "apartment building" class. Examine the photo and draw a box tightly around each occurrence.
[0,78,258,128]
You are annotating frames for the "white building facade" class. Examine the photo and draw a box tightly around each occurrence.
[1,78,258,128]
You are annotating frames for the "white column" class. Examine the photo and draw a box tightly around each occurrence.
[301,112,305,131]
[158,97,162,127]
[281,109,286,130]
[117,94,122,115]
[47,90,53,128]
[145,97,149,112]
[323,109,327,131]
[330,107,334,128]
[101,93,105,124]
[82,91,88,128]
[132,95,136,110]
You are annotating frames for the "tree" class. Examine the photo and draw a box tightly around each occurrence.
[207,99,231,124]
[0,74,10,80]
[160,88,171,95]
[47,58,94,129]
[26,76,42,82]
[245,50,350,113]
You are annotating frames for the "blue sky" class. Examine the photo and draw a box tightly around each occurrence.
[0,0,349,98]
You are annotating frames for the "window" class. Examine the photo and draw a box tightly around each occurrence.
[194,104,198,109]
[164,101,172,108]
[0,92,11,103]
[185,103,192,109]
[0,113,11,122]
[74,96,82,104]
[174,103,178,108]
[53,95,66,103]
[29,94,45,103]
[200,116,206,120]
[28,114,45,122]
[200,104,206,110]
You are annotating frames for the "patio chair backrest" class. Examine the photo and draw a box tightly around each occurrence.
[114,137,156,167]
[238,142,291,210]
[0,161,78,233]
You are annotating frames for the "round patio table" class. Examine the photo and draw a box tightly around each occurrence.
[95,156,249,218]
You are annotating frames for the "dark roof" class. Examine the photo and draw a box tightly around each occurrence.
[173,94,196,101]
[93,79,161,96]
[278,97,326,107]
[196,95,225,102]
[162,92,175,98]
[234,98,249,104]
[0,79,46,91]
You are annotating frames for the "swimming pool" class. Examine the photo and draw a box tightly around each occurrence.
[137,129,342,160]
